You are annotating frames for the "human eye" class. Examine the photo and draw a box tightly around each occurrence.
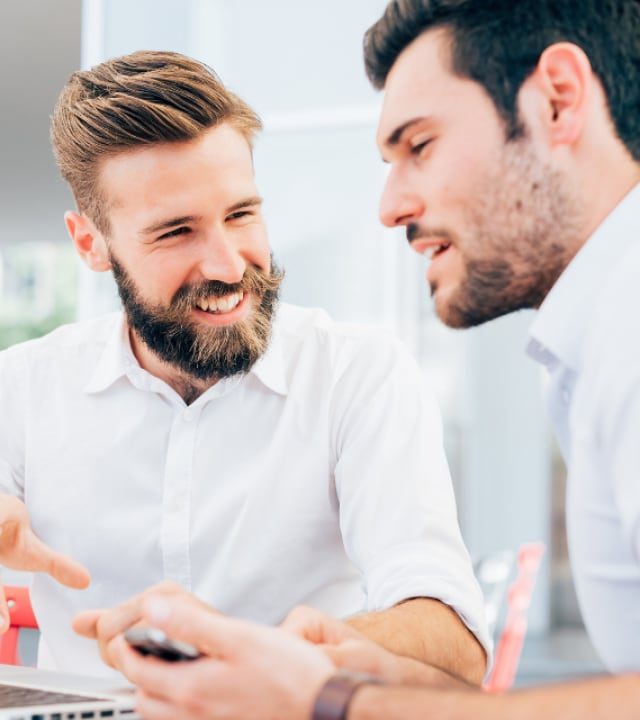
[410,137,434,156]
[226,209,255,222]
[157,226,191,241]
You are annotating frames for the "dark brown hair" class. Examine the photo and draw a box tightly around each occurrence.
[364,0,640,157]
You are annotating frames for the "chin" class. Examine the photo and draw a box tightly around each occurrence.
[433,290,475,330]
[436,305,468,329]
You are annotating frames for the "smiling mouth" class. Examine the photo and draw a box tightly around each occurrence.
[194,291,244,314]
[423,242,452,259]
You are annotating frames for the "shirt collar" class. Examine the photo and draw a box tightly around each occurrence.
[84,309,289,397]
[528,183,640,372]
[83,313,137,394]
[247,307,289,396]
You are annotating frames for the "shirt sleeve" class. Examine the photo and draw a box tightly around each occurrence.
[330,333,491,659]
[0,348,26,499]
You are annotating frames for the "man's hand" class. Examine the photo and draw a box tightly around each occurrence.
[105,589,334,720]
[0,493,90,631]
[73,581,212,669]
[282,605,471,689]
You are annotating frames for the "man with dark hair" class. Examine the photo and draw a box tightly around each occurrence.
[0,50,489,681]
[88,1,640,718]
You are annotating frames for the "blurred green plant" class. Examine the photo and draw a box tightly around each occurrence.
[0,244,77,351]
[0,309,75,350]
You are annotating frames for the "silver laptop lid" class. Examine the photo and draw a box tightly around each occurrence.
[0,665,138,719]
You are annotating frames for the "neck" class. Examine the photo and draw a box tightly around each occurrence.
[128,327,217,404]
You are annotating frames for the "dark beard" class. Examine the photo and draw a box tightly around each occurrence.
[418,138,583,329]
[447,255,567,328]
[110,255,284,380]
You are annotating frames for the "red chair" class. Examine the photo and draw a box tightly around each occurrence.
[0,586,38,665]
[484,543,545,692]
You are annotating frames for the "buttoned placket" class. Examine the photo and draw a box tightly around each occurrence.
[151,374,243,590]
[121,363,200,590]
[161,404,200,589]
[118,349,249,591]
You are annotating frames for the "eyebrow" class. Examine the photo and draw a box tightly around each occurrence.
[140,215,202,236]
[139,196,263,236]
[227,195,263,213]
[384,117,433,147]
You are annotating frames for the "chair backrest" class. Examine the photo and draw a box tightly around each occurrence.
[484,543,546,693]
[0,586,38,666]
[474,549,515,638]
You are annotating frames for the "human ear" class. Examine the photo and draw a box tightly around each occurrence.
[64,211,112,272]
[528,42,593,147]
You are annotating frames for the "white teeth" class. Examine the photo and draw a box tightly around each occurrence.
[196,291,244,314]
[424,243,451,260]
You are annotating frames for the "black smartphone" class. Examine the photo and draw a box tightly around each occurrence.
[124,627,202,662]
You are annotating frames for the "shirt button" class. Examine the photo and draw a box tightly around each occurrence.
[562,388,570,404]
[183,409,195,422]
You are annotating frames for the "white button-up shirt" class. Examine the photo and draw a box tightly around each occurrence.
[0,302,488,677]
[528,184,640,672]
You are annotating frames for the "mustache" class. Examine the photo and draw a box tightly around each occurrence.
[171,263,285,310]
[406,223,454,245]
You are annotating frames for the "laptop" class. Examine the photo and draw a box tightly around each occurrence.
[0,664,138,719]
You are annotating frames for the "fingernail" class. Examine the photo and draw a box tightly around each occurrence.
[144,597,171,625]
[0,617,7,632]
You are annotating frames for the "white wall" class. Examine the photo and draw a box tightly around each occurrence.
[3,0,554,635]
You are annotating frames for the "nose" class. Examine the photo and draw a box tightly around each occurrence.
[379,170,424,229]
[197,232,246,285]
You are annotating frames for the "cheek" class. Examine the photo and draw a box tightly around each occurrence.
[429,141,498,210]
[140,254,191,303]
[245,226,272,271]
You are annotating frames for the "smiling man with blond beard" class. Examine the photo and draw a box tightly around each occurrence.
[81,1,640,719]
[0,51,489,682]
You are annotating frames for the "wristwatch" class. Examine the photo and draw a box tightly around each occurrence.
[312,671,382,720]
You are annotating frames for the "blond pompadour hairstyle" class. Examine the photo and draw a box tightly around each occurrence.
[51,50,262,234]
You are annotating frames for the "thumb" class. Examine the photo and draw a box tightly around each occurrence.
[141,593,252,659]
[21,530,90,589]
[281,605,358,645]
[320,640,371,669]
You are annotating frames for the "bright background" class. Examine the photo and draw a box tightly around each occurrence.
[0,0,603,682]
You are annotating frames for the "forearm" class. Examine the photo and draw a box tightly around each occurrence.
[346,598,486,684]
[349,674,640,720]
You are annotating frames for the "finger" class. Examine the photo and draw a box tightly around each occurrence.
[281,605,358,645]
[22,532,90,589]
[111,634,203,696]
[109,635,163,691]
[85,581,190,646]
[72,609,104,638]
[94,594,147,645]
[141,593,251,658]
[319,640,413,684]
[0,585,10,635]
[75,585,196,664]
[102,618,155,669]
[321,641,376,670]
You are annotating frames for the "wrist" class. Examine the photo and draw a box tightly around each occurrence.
[346,684,386,720]
[311,671,383,720]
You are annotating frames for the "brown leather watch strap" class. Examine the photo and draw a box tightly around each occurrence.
[312,672,382,720]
